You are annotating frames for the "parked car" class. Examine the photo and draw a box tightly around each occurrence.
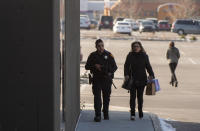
[80,17,90,29]
[80,15,90,20]
[90,19,98,29]
[171,19,200,35]
[146,18,158,31]
[123,19,139,31]
[139,20,155,33]
[158,20,170,31]
[132,21,139,31]
[136,19,145,24]
[113,21,132,35]
[198,20,200,24]
[98,16,113,30]
[113,17,124,25]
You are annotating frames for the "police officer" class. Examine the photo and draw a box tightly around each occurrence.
[85,39,117,122]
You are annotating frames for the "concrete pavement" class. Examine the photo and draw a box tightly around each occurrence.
[76,104,162,131]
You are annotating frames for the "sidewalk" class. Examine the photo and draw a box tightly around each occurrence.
[76,106,162,131]
[79,68,162,131]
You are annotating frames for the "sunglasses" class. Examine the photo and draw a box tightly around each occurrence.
[133,45,140,48]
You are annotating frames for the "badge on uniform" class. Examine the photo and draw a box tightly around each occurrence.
[104,55,108,60]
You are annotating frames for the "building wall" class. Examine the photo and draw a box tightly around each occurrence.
[64,0,80,130]
[0,0,60,131]
[0,0,80,130]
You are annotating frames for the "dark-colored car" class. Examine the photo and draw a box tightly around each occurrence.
[146,18,159,31]
[158,20,170,31]
[98,16,113,30]
[171,19,200,35]
[139,20,155,33]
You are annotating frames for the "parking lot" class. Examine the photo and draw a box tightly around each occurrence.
[81,29,200,42]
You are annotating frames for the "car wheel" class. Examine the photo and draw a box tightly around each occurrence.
[98,27,101,30]
[128,33,131,36]
[178,29,184,35]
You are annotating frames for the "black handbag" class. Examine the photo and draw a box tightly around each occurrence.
[122,65,133,90]
[122,77,133,90]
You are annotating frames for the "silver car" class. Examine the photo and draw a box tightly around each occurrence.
[171,19,200,35]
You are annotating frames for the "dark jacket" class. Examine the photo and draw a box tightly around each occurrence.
[85,50,117,79]
[166,47,180,64]
[124,52,155,84]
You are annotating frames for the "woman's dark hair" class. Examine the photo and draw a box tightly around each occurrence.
[131,41,146,53]
[95,39,103,47]
[169,41,175,48]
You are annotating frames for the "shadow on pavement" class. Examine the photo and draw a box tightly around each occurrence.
[166,120,200,131]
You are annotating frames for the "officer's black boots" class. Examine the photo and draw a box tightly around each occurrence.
[139,111,143,119]
[94,115,101,122]
[103,112,109,120]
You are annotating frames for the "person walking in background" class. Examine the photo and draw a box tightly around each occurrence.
[124,41,155,120]
[85,39,117,122]
[166,41,180,87]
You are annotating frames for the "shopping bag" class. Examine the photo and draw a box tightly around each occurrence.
[152,79,160,92]
[145,82,156,95]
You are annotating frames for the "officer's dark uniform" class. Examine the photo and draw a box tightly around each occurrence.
[85,50,117,120]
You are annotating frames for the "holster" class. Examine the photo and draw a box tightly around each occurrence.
[89,73,93,85]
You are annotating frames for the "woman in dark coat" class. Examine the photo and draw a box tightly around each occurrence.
[124,41,155,120]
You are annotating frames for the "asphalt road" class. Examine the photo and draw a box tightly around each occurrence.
[80,30,200,130]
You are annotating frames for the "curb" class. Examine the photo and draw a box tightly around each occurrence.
[149,113,163,131]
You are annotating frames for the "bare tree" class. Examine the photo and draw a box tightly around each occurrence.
[111,0,144,19]
[175,0,198,19]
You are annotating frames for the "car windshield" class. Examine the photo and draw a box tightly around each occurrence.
[118,23,129,25]
[80,17,87,20]
[159,22,168,24]
[142,22,153,25]
[117,18,124,21]
[124,19,132,22]
[102,16,113,21]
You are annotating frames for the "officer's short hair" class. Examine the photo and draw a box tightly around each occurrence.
[95,39,103,47]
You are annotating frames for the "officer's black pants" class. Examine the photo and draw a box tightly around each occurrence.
[169,63,177,82]
[92,78,112,116]
[130,85,145,115]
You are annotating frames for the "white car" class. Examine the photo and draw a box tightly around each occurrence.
[80,17,90,29]
[123,19,139,31]
[80,15,90,21]
[113,21,132,35]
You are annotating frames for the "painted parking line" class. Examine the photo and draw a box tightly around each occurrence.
[188,58,197,65]
[180,50,185,56]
